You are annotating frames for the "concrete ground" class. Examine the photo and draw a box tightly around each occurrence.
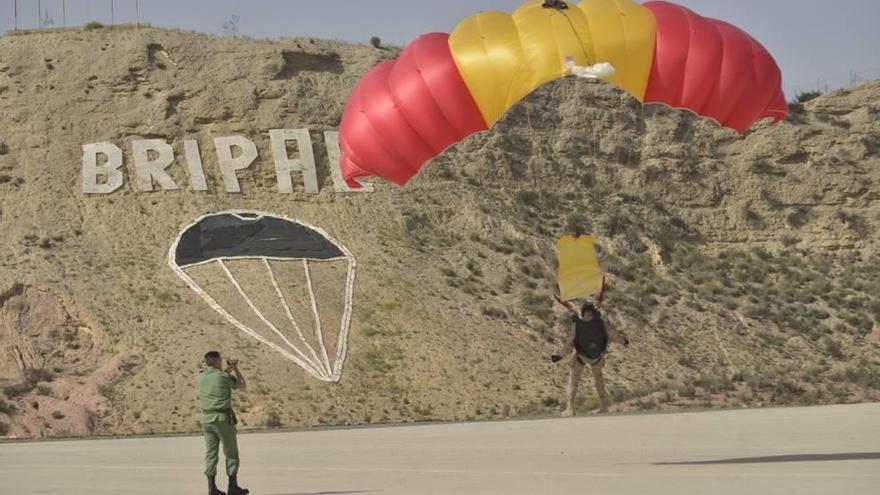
[1,403,878,495]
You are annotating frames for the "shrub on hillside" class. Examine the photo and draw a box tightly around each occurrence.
[836,211,870,235]
[786,207,812,229]
[264,410,282,428]
[26,368,54,384]
[796,91,822,103]
[2,383,32,398]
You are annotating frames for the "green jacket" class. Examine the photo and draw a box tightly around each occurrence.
[197,367,239,424]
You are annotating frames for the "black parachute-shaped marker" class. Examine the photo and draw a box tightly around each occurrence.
[169,211,356,382]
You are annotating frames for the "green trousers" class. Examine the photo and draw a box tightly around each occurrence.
[202,420,240,477]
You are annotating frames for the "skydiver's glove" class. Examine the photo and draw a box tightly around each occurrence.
[551,354,563,363]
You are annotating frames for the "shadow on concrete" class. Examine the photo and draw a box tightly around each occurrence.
[655,452,880,465]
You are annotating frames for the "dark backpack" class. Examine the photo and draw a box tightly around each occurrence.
[572,316,609,360]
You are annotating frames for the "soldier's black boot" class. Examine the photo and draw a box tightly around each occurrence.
[228,475,249,495]
[208,476,226,495]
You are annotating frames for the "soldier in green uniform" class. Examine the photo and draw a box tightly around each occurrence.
[198,351,249,495]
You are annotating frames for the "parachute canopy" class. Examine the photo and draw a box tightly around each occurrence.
[557,235,604,302]
[340,0,787,188]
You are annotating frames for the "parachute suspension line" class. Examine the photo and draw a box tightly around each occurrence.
[525,100,536,143]
[529,6,593,183]
[682,124,694,145]
[303,259,334,375]
[332,257,357,378]
[524,101,540,185]
[217,259,329,379]
[557,5,592,69]
[263,258,329,377]
[171,263,329,381]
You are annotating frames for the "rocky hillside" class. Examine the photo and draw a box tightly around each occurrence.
[0,26,878,438]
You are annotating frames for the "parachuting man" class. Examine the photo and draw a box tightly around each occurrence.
[198,351,249,495]
[551,236,629,416]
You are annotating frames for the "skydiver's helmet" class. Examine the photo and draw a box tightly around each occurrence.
[581,301,601,320]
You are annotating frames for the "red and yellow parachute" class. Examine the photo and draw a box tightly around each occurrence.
[339,0,787,187]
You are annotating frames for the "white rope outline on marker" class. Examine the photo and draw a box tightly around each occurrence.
[217,259,328,379]
[168,210,357,383]
[334,256,356,378]
[264,258,328,377]
[303,259,333,375]
[173,261,329,380]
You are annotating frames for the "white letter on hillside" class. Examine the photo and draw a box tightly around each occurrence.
[269,129,319,194]
[214,136,258,193]
[82,142,124,194]
[324,131,373,193]
[183,140,209,192]
[132,139,179,192]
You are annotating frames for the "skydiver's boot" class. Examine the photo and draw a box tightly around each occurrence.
[562,356,584,417]
[228,475,249,495]
[591,362,610,413]
[208,476,226,495]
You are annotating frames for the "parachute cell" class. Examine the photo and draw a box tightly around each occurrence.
[339,33,487,187]
[643,1,787,131]
[340,0,787,188]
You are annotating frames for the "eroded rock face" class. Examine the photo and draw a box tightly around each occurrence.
[0,283,100,381]
[0,284,122,438]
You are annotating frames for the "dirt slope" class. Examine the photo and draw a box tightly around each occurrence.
[0,26,877,438]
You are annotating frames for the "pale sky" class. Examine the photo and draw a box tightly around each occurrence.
[2,0,879,96]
